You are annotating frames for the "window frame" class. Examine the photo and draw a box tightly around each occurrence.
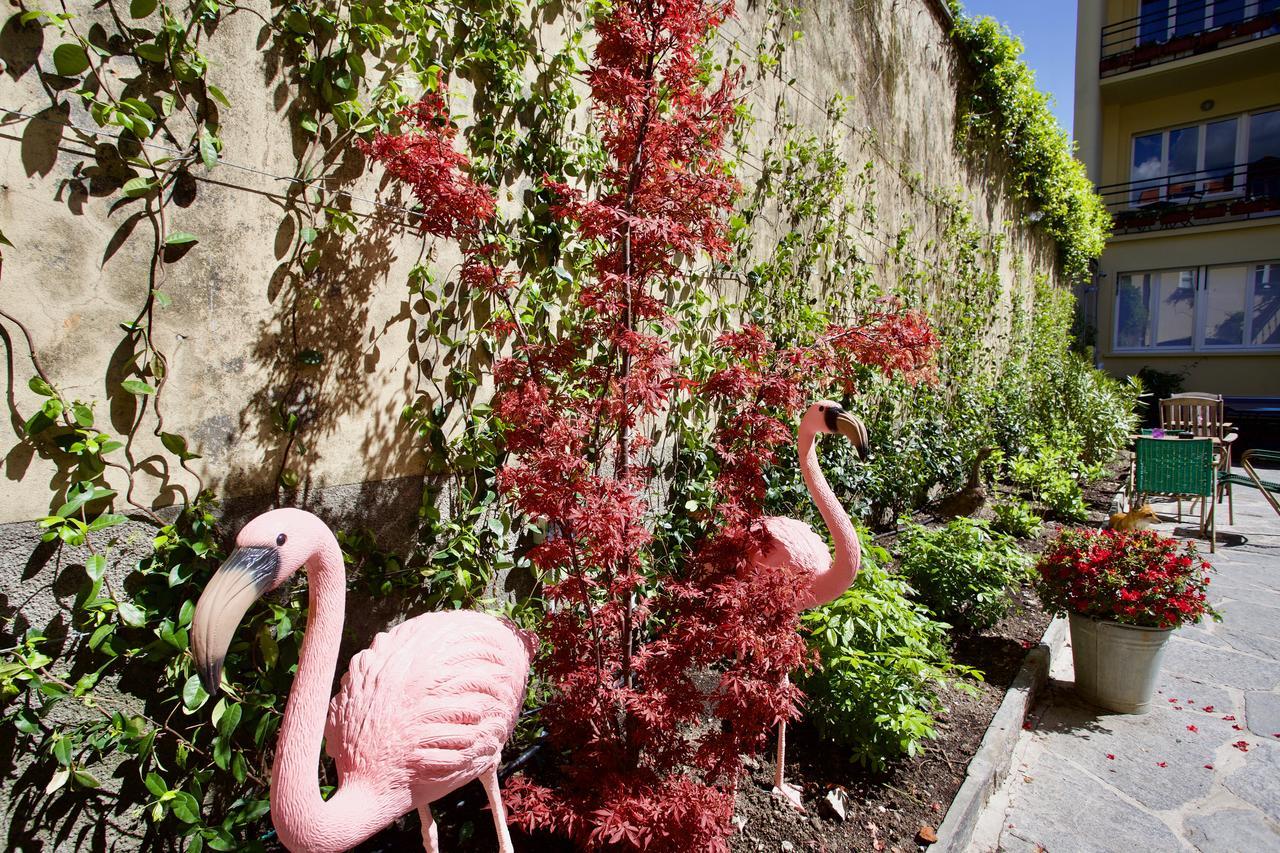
[1137,0,1267,46]
[1128,106,1280,208]
[1112,260,1280,354]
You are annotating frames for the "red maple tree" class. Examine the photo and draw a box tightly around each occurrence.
[362,3,940,848]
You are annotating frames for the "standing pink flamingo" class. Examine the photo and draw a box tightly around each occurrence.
[191,508,535,853]
[752,400,869,810]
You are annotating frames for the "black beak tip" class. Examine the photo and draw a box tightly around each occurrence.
[199,658,224,695]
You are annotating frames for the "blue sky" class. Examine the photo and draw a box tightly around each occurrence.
[961,2,1078,136]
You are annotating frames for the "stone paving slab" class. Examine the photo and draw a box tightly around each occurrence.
[969,478,1280,852]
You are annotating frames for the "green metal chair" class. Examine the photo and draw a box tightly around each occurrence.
[1132,436,1218,552]
[1222,449,1280,518]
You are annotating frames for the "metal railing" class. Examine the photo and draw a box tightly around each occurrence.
[1100,0,1280,76]
[1098,158,1280,232]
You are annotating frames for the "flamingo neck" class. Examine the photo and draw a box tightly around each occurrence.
[799,430,861,603]
[269,534,386,853]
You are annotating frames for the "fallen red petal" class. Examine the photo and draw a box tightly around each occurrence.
[1203,705,1215,713]
[1205,764,1214,770]
[1222,715,1236,721]
[1233,725,1244,731]
[1234,741,1250,752]
[1107,753,1116,760]
[1157,762,1168,768]
[1187,725,1198,733]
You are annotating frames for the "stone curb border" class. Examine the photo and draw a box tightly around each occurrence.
[933,616,1069,852]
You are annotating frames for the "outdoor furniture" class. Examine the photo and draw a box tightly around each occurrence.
[1160,393,1238,523]
[1132,436,1218,552]
[1222,449,1280,518]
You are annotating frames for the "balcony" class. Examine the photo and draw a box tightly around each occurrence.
[1099,158,1280,234]
[1100,1,1280,78]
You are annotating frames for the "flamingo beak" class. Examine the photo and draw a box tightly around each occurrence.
[834,412,869,460]
[191,546,279,694]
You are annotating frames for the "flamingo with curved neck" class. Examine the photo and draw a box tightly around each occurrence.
[752,399,868,809]
[192,508,534,853]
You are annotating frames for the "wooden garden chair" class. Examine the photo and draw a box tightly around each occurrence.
[1132,436,1218,552]
[1160,393,1238,523]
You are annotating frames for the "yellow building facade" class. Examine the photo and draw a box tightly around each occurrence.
[1074,0,1280,408]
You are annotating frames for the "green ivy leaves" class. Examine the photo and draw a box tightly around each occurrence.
[52,43,90,76]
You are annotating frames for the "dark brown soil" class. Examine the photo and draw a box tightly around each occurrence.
[726,581,1049,853]
[344,462,1131,852]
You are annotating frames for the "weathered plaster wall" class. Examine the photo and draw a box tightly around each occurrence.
[1,0,1054,528]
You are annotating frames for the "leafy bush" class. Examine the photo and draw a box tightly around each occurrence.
[991,497,1043,539]
[800,534,980,768]
[1036,528,1220,629]
[1006,432,1101,522]
[1038,351,1140,468]
[896,518,1030,631]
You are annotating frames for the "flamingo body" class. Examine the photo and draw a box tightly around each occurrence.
[324,610,534,806]
[751,401,869,810]
[754,516,841,610]
[192,509,535,853]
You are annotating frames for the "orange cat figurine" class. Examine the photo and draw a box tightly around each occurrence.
[1109,504,1161,531]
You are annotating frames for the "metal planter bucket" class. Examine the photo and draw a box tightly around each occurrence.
[1069,613,1174,714]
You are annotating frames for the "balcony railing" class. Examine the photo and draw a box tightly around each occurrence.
[1100,1,1280,77]
[1099,158,1280,234]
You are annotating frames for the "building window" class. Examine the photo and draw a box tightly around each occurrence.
[1129,108,1280,206]
[1115,262,1280,351]
[1136,0,1280,46]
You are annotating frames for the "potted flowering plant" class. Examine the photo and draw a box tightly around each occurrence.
[1035,528,1219,713]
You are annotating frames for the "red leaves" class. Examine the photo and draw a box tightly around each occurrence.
[359,89,496,238]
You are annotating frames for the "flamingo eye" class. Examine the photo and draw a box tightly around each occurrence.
[818,405,826,412]
[276,533,287,546]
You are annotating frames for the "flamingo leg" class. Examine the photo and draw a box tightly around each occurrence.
[418,803,439,853]
[771,673,804,811]
[481,761,515,853]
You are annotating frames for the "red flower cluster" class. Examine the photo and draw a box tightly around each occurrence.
[359,89,496,238]
[1034,528,1219,629]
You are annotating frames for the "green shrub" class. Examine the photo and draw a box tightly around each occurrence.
[800,534,980,769]
[1037,351,1140,468]
[1006,432,1100,522]
[896,518,1030,631]
[991,497,1043,539]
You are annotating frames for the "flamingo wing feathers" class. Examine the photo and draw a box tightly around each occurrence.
[754,516,833,609]
[324,610,534,800]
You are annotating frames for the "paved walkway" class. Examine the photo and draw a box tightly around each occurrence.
[972,473,1280,853]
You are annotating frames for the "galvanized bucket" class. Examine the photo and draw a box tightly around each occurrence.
[1069,613,1173,714]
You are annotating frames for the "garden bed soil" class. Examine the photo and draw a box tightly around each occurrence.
[346,461,1129,852]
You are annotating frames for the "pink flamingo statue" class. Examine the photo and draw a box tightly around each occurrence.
[191,508,535,853]
[753,400,869,810]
